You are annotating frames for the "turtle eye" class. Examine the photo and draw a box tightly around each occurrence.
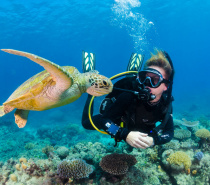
[103,80,107,86]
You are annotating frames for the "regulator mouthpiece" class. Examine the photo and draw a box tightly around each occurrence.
[138,88,156,101]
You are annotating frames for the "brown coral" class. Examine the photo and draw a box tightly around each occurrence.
[15,164,21,171]
[25,162,43,176]
[99,153,137,175]
[22,163,27,170]
[19,157,27,163]
[192,170,197,175]
[167,151,191,171]
[10,174,17,182]
[195,129,210,139]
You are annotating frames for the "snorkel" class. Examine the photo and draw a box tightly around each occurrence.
[137,85,156,101]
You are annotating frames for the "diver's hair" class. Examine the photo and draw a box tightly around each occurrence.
[144,50,172,80]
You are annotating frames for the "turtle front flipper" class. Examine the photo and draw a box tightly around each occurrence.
[14,109,30,128]
[1,49,73,91]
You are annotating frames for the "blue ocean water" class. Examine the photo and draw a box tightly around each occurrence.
[0,0,209,114]
[0,0,210,184]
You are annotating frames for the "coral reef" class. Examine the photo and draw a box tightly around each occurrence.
[10,174,17,182]
[179,139,198,149]
[173,118,199,127]
[198,116,209,126]
[42,145,55,157]
[57,159,93,179]
[195,129,210,139]
[165,151,192,172]
[162,140,180,150]
[36,123,87,146]
[99,153,137,175]
[195,129,210,149]
[194,152,204,161]
[25,143,35,150]
[1,114,210,185]
[0,123,35,161]
[174,129,191,140]
[19,158,27,163]
[67,142,107,164]
[181,118,199,127]
[56,146,69,159]
[199,154,210,182]
[146,146,159,162]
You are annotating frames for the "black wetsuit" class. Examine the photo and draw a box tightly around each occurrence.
[82,91,174,145]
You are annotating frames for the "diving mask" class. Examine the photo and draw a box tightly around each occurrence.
[137,68,169,88]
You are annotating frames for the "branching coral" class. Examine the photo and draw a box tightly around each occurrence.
[200,154,210,180]
[25,162,43,176]
[146,147,159,162]
[42,145,54,157]
[167,151,191,171]
[99,153,137,175]
[57,159,93,179]
[173,118,199,127]
[163,140,180,150]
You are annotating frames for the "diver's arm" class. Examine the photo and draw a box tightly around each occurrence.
[99,92,135,140]
[152,115,174,145]
[102,92,158,147]
[82,92,155,148]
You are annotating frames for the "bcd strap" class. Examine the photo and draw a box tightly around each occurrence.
[153,100,173,134]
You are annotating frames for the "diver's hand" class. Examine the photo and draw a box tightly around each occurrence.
[146,136,154,147]
[126,131,150,149]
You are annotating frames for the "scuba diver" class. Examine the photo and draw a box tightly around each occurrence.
[81,50,174,149]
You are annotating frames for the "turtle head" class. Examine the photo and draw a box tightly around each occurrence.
[85,72,113,96]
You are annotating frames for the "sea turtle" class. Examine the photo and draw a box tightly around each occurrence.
[0,49,113,128]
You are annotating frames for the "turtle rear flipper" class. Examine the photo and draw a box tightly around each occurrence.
[0,105,15,117]
[0,106,5,117]
[14,109,29,128]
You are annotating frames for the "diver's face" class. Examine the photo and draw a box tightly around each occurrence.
[146,66,168,102]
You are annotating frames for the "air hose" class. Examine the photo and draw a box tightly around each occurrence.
[88,71,138,134]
